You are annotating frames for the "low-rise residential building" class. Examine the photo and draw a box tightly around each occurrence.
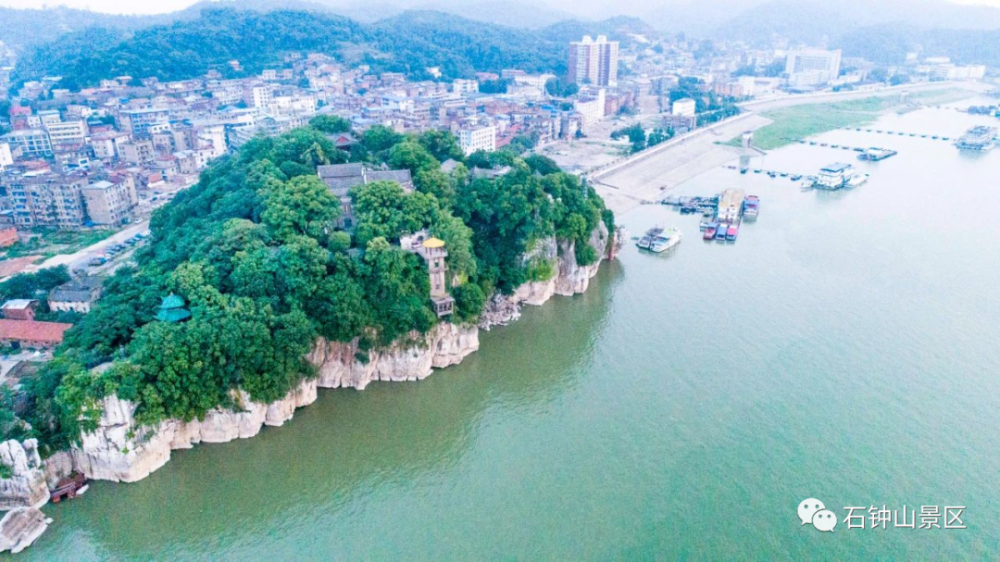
[82,179,137,225]
[120,140,155,165]
[458,125,497,155]
[48,277,103,314]
[119,108,171,138]
[2,171,86,228]
[3,129,53,158]
[44,120,88,148]
[1,300,38,321]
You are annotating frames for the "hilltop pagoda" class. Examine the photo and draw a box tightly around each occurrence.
[155,294,191,323]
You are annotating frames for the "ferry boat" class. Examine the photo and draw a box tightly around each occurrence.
[636,227,663,250]
[726,225,739,241]
[814,163,865,190]
[955,126,997,151]
[703,223,718,240]
[648,228,682,253]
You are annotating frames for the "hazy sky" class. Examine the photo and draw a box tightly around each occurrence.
[1,0,999,15]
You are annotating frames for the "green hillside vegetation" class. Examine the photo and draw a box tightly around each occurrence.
[10,8,648,90]
[0,124,611,454]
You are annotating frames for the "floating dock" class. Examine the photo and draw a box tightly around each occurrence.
[858,147,897,161]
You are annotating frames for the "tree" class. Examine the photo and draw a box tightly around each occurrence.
[388,140,439,176]
[309,114,352,134]
[351,180,438,245]
[261,175,340,241]
[361,125,404,156]
[417,130,463,162]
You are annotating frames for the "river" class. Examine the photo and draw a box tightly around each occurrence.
[16,99,1000,560]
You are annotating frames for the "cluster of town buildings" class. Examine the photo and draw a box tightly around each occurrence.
[0,30,992,351]
[0,34,989,236]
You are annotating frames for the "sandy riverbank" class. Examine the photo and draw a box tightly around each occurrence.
[589,82,987,215]
[591,114,772,215]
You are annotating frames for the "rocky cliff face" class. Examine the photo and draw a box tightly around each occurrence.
[0,440,49,510]
[554,221,609,296]
[480,223,610,330]
[68,323,479,482]
[308,322,479,390]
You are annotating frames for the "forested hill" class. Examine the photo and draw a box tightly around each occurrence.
[0,120,612,452]
[12,8,650,90]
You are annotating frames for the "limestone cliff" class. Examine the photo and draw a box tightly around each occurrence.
[68,323,478,482]
[0,440,49,510]
[480,223,610,330]
[554,221,609,296]
[309,323,479,390]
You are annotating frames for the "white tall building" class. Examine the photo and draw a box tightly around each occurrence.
[785,49,842,88]
[0,142,13,170]
[568,35,619,87]
[452,79,479,95]
[672,98,696,117]
[458,125,497,155]
[574,88,607,128]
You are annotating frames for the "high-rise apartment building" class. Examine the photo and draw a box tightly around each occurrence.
[784,49,842,88]
[568,35,619,87]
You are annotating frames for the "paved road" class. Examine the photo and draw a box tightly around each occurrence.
[33,220,150,274]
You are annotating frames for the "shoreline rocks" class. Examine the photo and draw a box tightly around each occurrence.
[0,440,49,511]
[0,507,51,554]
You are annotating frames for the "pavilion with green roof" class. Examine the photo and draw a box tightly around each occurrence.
[155,294,191,323]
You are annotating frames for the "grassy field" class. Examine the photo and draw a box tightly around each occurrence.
[1,229,115,261]
[728,88,976,150]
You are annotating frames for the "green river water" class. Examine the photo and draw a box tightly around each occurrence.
[13,100,1000,560]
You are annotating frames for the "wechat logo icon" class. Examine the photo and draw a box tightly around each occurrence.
[799,498,837,532]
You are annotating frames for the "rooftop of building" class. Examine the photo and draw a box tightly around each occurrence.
[0,319,72,343]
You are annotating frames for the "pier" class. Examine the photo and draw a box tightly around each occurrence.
[840,128,955,141]
[723,165,810,183]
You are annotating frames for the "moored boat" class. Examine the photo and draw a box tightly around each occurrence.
[845,171,869,188]
[726,225,739,241]
[649,228,682,253]
[703,223,718,240]
[636,226,663,250]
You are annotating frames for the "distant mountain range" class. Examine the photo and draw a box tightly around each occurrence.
[2,0,998,90]
[8,8,654,90]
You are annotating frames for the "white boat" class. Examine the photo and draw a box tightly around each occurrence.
[648,228,682,253]
[845,170,869,188]
[814,163,853,189]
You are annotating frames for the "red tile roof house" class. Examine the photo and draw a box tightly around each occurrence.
[0,319,72,350]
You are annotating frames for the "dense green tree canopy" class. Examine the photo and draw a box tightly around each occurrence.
[2,124,611,454]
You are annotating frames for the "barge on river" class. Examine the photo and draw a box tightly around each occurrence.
[955,126,997,151]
